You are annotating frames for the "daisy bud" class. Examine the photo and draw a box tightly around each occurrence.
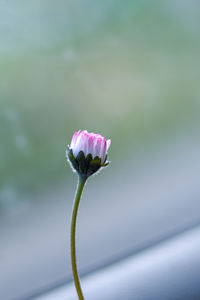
[67,130,111,179]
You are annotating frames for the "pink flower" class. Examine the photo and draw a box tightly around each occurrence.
[70,130,111,163]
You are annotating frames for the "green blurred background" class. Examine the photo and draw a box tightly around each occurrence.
[1,0,199,211]
[1,1,200,299]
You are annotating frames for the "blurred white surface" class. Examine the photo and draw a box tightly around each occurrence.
[34,224,200,300]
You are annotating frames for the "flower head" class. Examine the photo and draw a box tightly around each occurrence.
[67,130,111,179]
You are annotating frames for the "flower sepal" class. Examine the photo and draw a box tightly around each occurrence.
[100,154,109,167]
[67,147,109,179]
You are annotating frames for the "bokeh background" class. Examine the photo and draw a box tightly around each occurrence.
[0,0,200,299]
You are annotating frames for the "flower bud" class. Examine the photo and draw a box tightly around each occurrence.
[67,130,111,178]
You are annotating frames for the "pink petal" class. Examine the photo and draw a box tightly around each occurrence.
[93,137,103,158]
[70,130,80,149]
[72,131,86,157]
[81,131,89,155]
[90,134,97,158]
[100,138,107,163]
[106,139,111,150]
[87,135,94,157]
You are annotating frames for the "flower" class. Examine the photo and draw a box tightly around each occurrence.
[67,130,111,178]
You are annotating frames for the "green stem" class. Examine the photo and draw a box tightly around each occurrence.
[71,176,87,300]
